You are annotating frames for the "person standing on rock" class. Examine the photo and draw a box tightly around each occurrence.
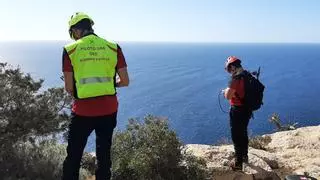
[223,56,252,171]
[62,12,129,180]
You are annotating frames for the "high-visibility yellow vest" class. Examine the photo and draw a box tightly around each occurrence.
[64,34,118,99]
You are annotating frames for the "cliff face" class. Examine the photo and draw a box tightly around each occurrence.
[186,125,320,179]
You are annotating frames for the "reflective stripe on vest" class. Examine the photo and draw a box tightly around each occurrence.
[79,77,112,84]
[64,35,118,99]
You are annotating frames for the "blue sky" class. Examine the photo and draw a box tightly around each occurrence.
[0,0,319,42]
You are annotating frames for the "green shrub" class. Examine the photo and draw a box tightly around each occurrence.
[1,139,64,180]
[0,63,74,180]
[111,115,207,180]
[81,152,96,175]
[0,63,71,147]
[1,139,93,180]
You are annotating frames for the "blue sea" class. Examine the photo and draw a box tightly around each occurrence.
[1,41,320,152]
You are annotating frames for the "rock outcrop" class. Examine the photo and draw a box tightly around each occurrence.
[186,125,320,179]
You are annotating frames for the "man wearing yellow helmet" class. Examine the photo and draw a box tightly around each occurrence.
[62,12,129,180]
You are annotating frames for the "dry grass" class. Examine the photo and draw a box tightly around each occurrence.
[248,135,272,150]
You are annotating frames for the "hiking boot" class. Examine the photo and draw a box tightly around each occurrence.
[232,161,243,171]
[229,159,243,171]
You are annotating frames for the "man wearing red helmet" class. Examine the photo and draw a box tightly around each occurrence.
[223,56,252,171]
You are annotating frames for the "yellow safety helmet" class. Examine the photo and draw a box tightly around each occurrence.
[68,12,94,29]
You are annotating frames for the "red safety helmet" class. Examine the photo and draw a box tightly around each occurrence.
[225,56,241,71]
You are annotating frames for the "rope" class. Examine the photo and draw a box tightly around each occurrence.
[218,91,229,114]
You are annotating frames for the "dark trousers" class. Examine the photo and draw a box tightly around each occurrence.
[229,106,251,164]
[62,112,117,180]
